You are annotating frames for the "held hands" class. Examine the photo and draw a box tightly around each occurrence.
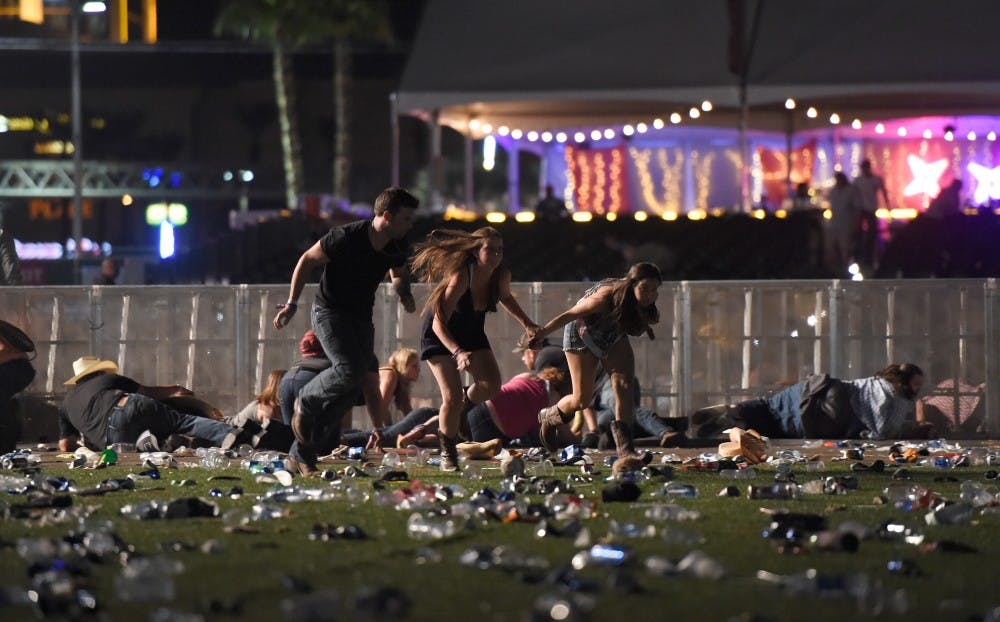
[452,349,472,371]
[273,302,297,330]
[523,324,546,350]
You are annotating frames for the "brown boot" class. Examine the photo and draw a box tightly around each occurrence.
[609,420,649,473]
[537,406,570,451]
[439,434,459,472]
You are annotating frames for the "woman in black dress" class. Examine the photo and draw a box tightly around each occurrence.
[411,227,538,471]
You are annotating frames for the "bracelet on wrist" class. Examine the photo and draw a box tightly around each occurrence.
[451,348,466,361]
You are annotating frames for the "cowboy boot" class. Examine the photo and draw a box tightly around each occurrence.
[537,405,570,452]
[609,420,649,474]
[439,434,460,472]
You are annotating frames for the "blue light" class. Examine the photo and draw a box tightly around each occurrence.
[159,222,175,259]
[169,172,182,188]
[148,175,161,188]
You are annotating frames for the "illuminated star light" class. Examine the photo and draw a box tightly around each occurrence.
[968,162,1000,204]
[902,154,948,198]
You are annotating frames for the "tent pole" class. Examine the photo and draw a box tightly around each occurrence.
[736,0,765,213]
[464,131,474,211]
[507,142,520,214]
[429,109,443,211]
[390,92,399,187]
[739,85,750,212]
[785,110,794,196]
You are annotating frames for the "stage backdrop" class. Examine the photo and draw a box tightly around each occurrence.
[549,132,1000,215]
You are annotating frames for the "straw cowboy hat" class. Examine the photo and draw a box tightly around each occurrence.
[65,356,119,385]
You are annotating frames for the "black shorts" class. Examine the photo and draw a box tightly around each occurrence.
[419,311,490,360]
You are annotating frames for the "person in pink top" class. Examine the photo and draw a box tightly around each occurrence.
[394,348,574,447]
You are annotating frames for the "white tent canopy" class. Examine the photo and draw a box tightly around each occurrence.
[398,0,1000,134]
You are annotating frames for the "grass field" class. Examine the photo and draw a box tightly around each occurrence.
[1,441,999,622]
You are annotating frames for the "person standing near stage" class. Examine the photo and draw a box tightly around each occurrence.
[853,159,889,268]
[529,262,663,471]
[273,187,419,476]
[411,227,539,471]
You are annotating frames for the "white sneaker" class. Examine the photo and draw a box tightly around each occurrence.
[136,430,159,453]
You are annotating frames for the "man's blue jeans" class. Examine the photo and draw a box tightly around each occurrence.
[107,393,237,447]
[289,305,374,467]
[278,367,322,425]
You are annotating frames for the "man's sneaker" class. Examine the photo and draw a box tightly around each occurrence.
[136,430,159,453]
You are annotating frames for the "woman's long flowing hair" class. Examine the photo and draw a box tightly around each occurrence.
[410,227,504,317]
[608,262,662,338]
[256,369,286,407]
[875,363,924,399]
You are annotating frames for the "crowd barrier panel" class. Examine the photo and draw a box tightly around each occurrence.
[2,278,995,435]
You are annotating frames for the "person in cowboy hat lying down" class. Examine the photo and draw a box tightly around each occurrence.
[58,356,244,453]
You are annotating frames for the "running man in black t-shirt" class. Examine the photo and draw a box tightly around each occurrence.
[273,187,419,476]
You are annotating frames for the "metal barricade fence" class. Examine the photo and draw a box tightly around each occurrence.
[1,278,996,435]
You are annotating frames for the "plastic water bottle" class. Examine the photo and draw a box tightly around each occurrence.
[720,467,756,480]
[405,512,460,540]
[960,481,997,507]
[644,503,700,522]
[571,543,630,568]
[201,452,231,468]
[748,482,800,500]
[676,550,725,579]
[114,557,183,602]
[660,482,698,498]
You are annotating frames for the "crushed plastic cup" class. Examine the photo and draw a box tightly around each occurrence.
[114,556,183,602]
[806,460,826,472]
[405,512,461,540]
[720,467,756,480]
[960,481,998,507]
[201,452,231,468]
[528,459,556,477]
[644,503,700,522]
[676,550,725,579]
[461,464,483,480]
[608,520,656,539]
[661,525,706,546]
[381,452,402,468]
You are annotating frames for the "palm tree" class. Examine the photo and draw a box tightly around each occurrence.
[216,1,391,209]
[215,1,315,211]
[316,0,392,201]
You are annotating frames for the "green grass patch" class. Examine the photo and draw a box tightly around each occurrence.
[1,455,998,621]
